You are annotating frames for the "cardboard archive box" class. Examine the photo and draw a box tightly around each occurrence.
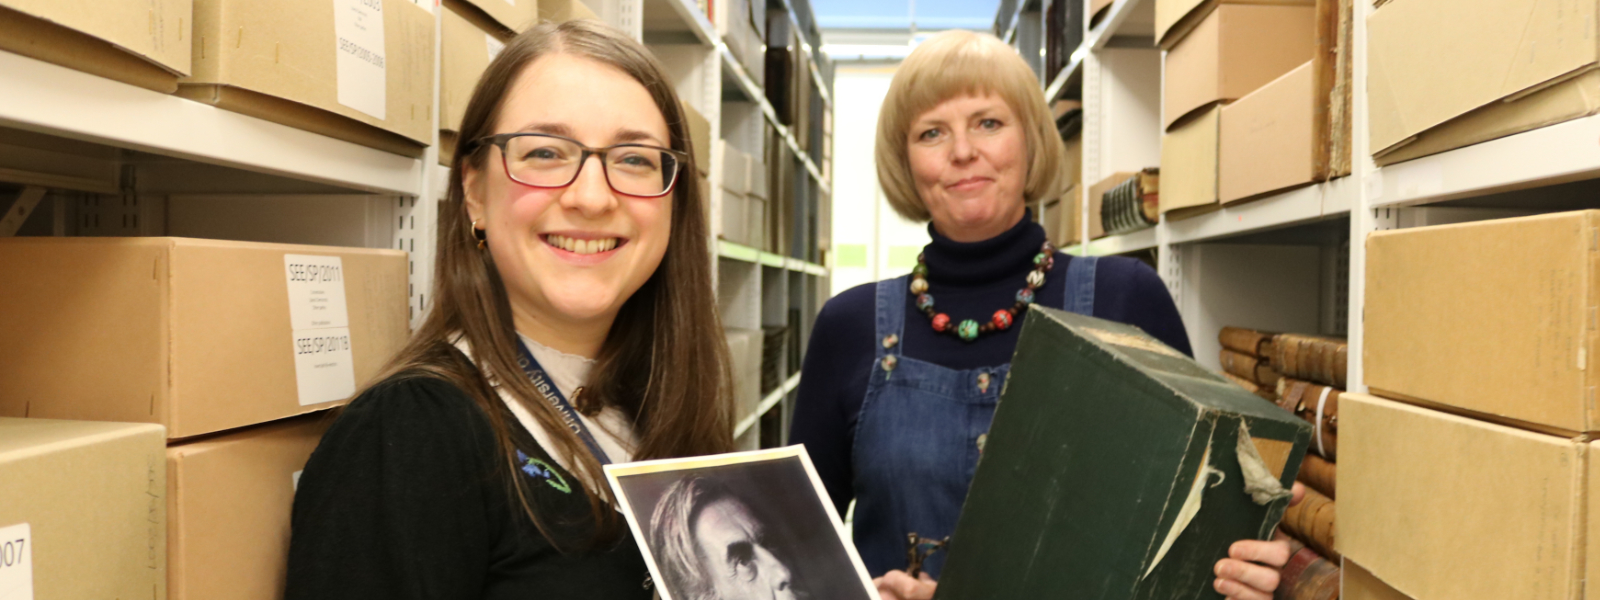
[0,0,191,93]
[1364,211,1600,435]
[1219,61,1315,203]
[1162,3,1315,131]
[1368,0,1600,165]
[0,418,167,599]
[1342,560,1415,600]
[181,0,435,157]
[1340,393,1598,600]
[451,0,536,33]
[725,328,763,422]
[168,414,330,600]
[0,237,409,439]
[539,0,598,22]
[935,308,1311,598]
[684,102,712,178]
[1154,0,1313,48]
[1160,104,1222,217]
[439,3,512,165]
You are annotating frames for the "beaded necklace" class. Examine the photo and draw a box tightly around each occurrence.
[909,241,1056,342]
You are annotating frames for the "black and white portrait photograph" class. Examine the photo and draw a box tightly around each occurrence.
[605,447,878,600]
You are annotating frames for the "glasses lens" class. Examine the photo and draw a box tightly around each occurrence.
[503,135,583,187]
[605,146,680,197]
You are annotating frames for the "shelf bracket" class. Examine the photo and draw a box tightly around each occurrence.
[0,186,47,237]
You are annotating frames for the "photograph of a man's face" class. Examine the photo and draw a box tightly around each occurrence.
[605,447,878,600]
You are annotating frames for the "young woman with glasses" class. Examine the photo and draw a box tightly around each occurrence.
[284,20,731,600]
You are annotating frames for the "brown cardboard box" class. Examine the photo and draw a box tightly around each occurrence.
[443,4,511,133]
[1154,0,1313,48]
[168,414,330,600]
[684,102,711,177]
[0,237,409,439]
[1162,4,1314,130]
[1341,393,1594,600]
[181,0,436,157]
[0,0,191,92]
[454,0,536,33]
[442,4,511,136]
[1061,135,1084,191]
[1219,61,1314,204]
[1160,104,1221,217]
[0,418,167,599]
[1343,560,1415,600]
[1369,0,1600,164]
[1041,184,1083,247]
[1089,0,1115,25]
[1087,173,1136,240]
[539,0,599,22]
[1364,212,1600,434]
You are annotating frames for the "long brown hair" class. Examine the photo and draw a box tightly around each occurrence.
[378,19,732,545]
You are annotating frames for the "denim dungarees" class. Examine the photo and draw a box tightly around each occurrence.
[850,256,1098,579]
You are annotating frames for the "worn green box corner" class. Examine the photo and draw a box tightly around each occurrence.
[935,307,1313,600]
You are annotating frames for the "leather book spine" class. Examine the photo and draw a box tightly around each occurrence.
[1296,453,1336,500]
[1270,334,1350,388]
[1219,327,1277,357]
[1274,542,1341,600]
[1281,487,1338,562]
[1220,349,1263,383]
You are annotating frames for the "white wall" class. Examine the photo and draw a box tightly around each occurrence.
[829,64,932,297]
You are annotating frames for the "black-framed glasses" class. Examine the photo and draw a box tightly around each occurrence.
[473,132,689,198]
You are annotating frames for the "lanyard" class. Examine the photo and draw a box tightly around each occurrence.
[514,338,612,466]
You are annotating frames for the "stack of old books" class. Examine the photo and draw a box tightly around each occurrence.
[1218,327,1342,600]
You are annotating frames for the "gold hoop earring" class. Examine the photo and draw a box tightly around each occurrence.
[470,219,487,250]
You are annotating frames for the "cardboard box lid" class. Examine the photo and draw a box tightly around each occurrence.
[1155,0,1313,48]
[1219,60,1315,204]
[0,417,167,599]
[937,308,1310,597]
[0,0,192,75]
[1160,105,1221,216]
[1340,393,1586,600]
[0,4,186,93]
[168,414,330,600]
[1368,0,1600,156]
[457,0,536,33]
[1364,211,1600,433]
[1162,4,1316,131]
[1374,69,1600,166]
[0,237,409,439]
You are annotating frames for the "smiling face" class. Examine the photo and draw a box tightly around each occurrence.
[463,52,673,352]
[691,498,796,600]
[905,93,1029,243]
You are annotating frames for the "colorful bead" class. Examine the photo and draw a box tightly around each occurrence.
[910,277,929,295]
[916,293,935,311]
[912,264,928,278]
[1034,252,1050,266]
[1041,241,1055,254]
[992,309,1014,330]
[1026,270,1045,288]
[882,334,899,349]
[932,313,951,332]
[957,319,980,341]
[1016,289,1035,305]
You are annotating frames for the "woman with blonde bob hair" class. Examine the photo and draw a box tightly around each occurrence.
[792,30,1300,600]
[285,19,731,600]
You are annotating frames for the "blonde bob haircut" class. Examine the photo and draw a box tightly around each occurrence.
[876,30,1066,223]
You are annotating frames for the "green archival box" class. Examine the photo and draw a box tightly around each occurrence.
[935,307,1313,599]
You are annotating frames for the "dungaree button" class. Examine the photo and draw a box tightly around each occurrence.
[977,372,992,394]
[882,334,899,349]
[882,355,898,372]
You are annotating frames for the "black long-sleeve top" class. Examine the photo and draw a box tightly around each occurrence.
[790,217,1193,517]
[284,376,652,600]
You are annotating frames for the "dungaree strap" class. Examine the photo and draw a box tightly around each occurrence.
[1063,255,1098,315]
[874,275,909,358]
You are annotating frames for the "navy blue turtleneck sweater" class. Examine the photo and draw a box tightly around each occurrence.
[790,215,1192,517]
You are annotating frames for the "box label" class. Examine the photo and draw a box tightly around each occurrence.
[334,0,388,120]
[0,523,32,600]
[486,35,506,62]
[285,255,356,406]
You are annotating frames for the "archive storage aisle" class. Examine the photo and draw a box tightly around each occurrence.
[0,0,829,596]
[1003,0,1600,598]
